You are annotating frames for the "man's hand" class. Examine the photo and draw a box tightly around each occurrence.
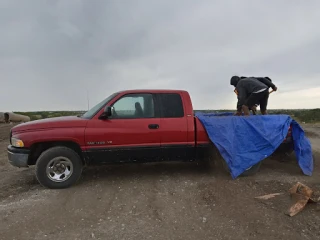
[234,111,241,116]
[273,86,278,91]
[251,105,257,111]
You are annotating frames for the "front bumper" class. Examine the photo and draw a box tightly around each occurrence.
[7,145,30,167]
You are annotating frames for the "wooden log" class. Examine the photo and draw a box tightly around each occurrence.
[4,112,30,123]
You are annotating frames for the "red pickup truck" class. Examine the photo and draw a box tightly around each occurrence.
[7,89,293,189]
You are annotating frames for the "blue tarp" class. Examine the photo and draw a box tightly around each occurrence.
[195,112,313,178]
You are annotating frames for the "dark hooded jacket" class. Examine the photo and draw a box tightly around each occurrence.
[230,76,276,111]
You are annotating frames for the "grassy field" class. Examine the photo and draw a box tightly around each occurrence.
[14,109,320,123]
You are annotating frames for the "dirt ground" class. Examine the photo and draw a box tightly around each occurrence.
[0,123,319,240]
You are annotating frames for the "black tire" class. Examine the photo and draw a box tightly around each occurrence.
[240,161,262,176]
[206,145,262,177]
[220,158,231,172]
[221,158,262,176]
[35,146,83,189]
[205,145,224,169]
[271,151,294,162]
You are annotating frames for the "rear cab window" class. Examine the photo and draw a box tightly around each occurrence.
[157,93,184,118]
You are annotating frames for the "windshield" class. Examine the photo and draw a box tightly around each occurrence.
[81,92,119,119]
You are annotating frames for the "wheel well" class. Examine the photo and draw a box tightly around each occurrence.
[28,141,85,165]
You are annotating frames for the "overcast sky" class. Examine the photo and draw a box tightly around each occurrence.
[1,0,320,112]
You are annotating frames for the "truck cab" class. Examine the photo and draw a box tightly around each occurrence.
[80,89,209,164]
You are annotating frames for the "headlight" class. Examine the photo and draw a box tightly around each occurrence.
[11,137,24,148]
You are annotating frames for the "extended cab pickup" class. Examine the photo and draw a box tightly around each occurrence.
[7,89,293,189]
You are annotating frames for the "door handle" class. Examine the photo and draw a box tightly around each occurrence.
[148,124,159,129]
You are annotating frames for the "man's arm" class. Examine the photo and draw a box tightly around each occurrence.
[236,84,247,111]
[256,77,277,90]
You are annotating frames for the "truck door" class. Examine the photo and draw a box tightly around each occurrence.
[156,93,190,160]
[84,93,161,164]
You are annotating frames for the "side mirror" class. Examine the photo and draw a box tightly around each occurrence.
[99,106,112,119]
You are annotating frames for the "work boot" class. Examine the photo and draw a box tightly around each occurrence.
[251,105,257,111]
[261,110,268,115]
[242,105,250,116]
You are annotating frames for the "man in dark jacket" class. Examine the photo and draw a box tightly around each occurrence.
[230,76,277,116]
[239,76,273,113]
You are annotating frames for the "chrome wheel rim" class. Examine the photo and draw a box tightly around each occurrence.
[46,157,73,182]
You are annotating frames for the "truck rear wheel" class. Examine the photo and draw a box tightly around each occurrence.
[207,145,262,177]
[239,161,262,176]
[35,146,83,189]
[220,158,262,177]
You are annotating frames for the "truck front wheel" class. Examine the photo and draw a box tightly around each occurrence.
[35,146,83,189]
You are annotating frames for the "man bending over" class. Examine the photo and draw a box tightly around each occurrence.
[230,76,277,116]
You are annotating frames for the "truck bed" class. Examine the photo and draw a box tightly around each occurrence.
[195,112,313,178]
[194,116,211,145]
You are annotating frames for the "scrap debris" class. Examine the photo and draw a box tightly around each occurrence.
[287,182,320,217]
[255,193,283,200]
[254,182,319,217]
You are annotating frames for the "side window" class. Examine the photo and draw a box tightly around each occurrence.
[111,93,155,119]
[159,93,184,118]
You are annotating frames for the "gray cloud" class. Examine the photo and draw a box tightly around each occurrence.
[1,0,320,111]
